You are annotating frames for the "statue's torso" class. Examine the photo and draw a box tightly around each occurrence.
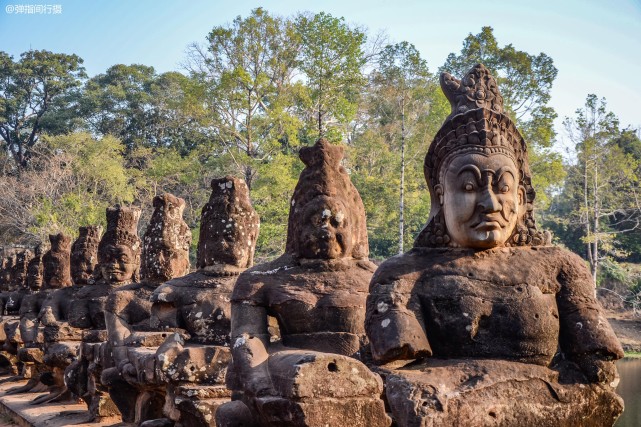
[234,256,376,356]
[416,259,560,364]
[368,246,601,366]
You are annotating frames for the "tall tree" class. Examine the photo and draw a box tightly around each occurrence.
[186,7,300,189]
[0,50,86,172]
[561,95,641,284]
[369,42,431,253]
[296,12,367,141]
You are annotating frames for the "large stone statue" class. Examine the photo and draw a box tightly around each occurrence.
[133,176,259,427]
[101,193,191,423]
[365,64,624,427]
[222,140,390,427]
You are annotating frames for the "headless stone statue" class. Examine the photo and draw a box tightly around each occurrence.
[365,64,624,427]
[102,193,191,423]
[143,176,258,427]
[221,140,390,427]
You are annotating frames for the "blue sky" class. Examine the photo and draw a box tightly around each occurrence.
[1,0,640,148]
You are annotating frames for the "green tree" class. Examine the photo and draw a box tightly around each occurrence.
[370,42,432,253]
[295,12,367,141]
[559,95,641,284]
[0,50,86,172]
[0,132,134,244]
[441,27,564,209]
[81,65,206,153]
[186,7,301,188]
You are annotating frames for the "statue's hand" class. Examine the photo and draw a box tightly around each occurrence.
[231,333,273,396]
[576,354,619,385]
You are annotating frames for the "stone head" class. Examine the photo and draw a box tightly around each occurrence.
[286,139,369,260]
[26,244,45,291]
[416,64,549,249]
[141,193,191,282]
[43,233,73,289]
[1,252,16,291]
[12,249,32,290]
[71,225,103,285]
[97,206,141,284]
[196,176,259,270]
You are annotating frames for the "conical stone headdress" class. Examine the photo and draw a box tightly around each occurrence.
[286,139,369,259]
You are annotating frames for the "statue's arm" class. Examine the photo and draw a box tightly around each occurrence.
[556,251,624,383]
[229,300,273,396]
[366,269,432,364]
[105,292,132,346]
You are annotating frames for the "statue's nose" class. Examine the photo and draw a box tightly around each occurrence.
[479,188,501,213]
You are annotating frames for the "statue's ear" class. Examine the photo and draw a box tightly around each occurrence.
[435,184,444,206]
[518,185,526,207]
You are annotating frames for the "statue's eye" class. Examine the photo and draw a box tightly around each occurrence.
[464,183,475,192]
[500,185,510,193]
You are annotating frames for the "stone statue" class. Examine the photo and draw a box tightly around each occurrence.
[43,234,72,289]
[365,64,624,427]
[221,140,390,427]
[101,193,191,423]
[37,207,140,415]
[70,226,102,285]
[9,235,71,396]
[0,248,32,377]
[131,176,258,426]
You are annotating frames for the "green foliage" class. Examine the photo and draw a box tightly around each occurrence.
[547,95,641,281]
[7,12,638,274]
[295,12,367,140]
[250,153,303,260]
[28,132,134,239]
[0,50,86,171]
[81,65,207,153]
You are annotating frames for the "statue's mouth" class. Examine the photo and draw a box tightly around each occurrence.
[471,215,505,230]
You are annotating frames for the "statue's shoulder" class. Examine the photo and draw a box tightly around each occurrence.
[232,255,295,303]
[370,248,450,290]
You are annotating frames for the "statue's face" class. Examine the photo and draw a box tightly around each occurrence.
[439,153,524,249]
[74,251,96,284]
[299,197,352,259]
[100,244,136,283]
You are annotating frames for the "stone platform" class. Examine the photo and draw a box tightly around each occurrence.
[0,377,120,427]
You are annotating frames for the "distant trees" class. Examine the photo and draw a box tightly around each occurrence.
[0,50,86,172]
[296,12,367,141]
[549,95,641,284]
[185,8,301,189]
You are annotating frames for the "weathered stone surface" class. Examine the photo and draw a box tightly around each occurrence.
[384,359,622,427]
[196,176,259,270]
[33,207,142,416]
[26,244,44,292]
[365,64,623,427]
[100,194,191,424]
[137,177,259,426]
[43,233,72,289]
[70,226,102,285]
[224,139,389,427]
